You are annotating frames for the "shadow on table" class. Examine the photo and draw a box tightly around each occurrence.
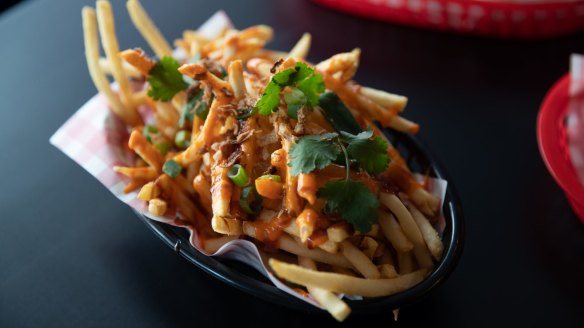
[1,0,23,14]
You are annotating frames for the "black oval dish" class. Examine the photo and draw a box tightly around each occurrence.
[136,129,465,314]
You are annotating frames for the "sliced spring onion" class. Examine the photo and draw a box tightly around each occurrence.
[239,186,263,215]
[257,174,282,182]
[227,164,249,187]
[162,159,182,178]
[175,130,192,149]
[143,125,158,142]
[154,142,171,156]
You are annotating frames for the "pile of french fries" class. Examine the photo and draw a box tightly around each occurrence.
[83,0,444,321]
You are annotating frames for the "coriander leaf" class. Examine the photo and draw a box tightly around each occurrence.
[147,57,188,101]
[318,92,362,135]
[290,62,314,84]
[288,133,340,176]
[162,159,182,178]
[257,82,282,115]
[283,87,307,119]
[272,68,296,85]
[341,130,390,175]
[317,179,379,233]
[297,73,324,106]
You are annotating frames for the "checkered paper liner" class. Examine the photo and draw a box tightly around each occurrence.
[50,11,448,309]
[568,54,584,185]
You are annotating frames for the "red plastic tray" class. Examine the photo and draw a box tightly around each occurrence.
[313,0,584,39]
[538,74,584,222]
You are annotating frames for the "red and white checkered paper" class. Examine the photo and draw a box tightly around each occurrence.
[50,11,448,309]
[567,54,584,185]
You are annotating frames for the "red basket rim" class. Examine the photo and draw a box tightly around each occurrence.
[537,74,584,204]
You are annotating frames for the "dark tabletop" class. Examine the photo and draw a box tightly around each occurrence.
[2,0,584,327]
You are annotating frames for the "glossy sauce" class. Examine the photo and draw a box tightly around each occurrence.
[306,230,328,249]
[254,213,292,244]
[293,288,310,298]
[380,163,418,193]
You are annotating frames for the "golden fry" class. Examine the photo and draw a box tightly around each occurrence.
[126,0,172,57]
[82,6,142,126]
[270,259,428,297]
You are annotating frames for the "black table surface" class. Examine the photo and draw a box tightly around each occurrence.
[2,0,584,326]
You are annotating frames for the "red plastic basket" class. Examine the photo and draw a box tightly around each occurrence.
[313,0,584,39]
[537,74,584,223]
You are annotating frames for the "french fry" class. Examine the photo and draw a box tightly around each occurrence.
[377,248,394,265]
[245,229,351,268]
[132,89,148,105]
[178,63,232,99]
[238,25,273,42]
[175,174,195,196]
[360,236,379,259]
[157,174,203,223]
[210,164,232,218]
[379,264,398,279]
[331,266,357,277]
[270,259,428,297]
[182,29,211,46]
[360,86,408,113]
[193,173,212,210]
[298,256,351,322]
[137,181,160,201]
[409,204,444,261]
[255,178,283,200]
[340,240,380,279]
[96,1,135,112]
[119,48,155,76]
[239,120,258,175]
[128,130,164,171]
[296,208,317,243]
[380,193,433,269]
[378,210,414,252]
[213,216,242,235]
[257,49,289,62]
[126,0,172,58]
[397,251,415,275]
[410,186,440,217]
[289,33,311,59]
[297,173,317,205]
[246,58,272,78]
[327,223,351,243]
[282,141,303,216]
[123,178,148,193]
[388,115,420,134]
[82,7,142,126]
[227,60,246,99]
[99,57,142,78]
[316,48,360,83]
[283,221,339,254]
[113,166,158,181]
[148,198,167,216]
